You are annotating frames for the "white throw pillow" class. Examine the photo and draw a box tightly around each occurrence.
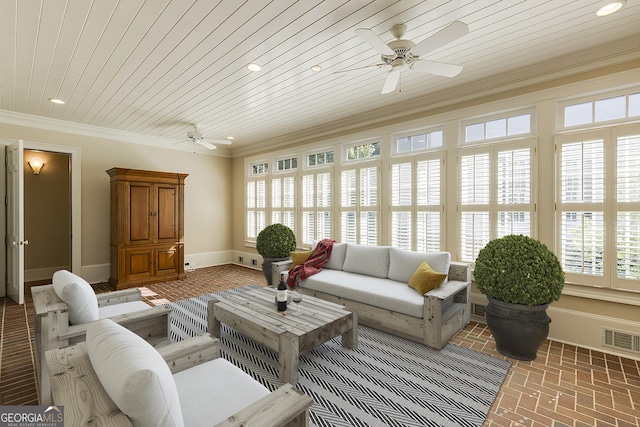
[388,247,451,284]
[52,270,99,325]
[86,319,184,427]
[342,244,390,278]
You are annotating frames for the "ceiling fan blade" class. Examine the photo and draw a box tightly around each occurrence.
[411,60,463,77]
[209,139,232,146]
[196,139,217,150]
[381,69,401,94]
[355,28,395,56]
[334,63,386,74]
[409,21,468,57]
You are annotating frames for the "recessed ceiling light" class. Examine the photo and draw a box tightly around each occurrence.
[49,98,65,104]
[226,136,234,140]
[247,63,262,72]
[596,1,625,16]
[311,65,323,72]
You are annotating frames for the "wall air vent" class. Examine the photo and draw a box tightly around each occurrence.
[472,303,486,318]
[603,328,640,354]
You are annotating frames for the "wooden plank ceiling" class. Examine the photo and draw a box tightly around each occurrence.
[0,0,639,155]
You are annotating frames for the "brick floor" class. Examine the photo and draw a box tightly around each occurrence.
[2,264,639,426]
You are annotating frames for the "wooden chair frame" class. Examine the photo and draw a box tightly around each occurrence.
[46,334,313,426]
[32,284,171,405]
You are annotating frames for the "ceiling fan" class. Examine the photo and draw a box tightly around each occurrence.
[354,21,469,94]
[185,124,232,150]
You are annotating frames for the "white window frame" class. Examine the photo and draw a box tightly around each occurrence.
[555,123,640,291]
[461,109,535,145]
[305,149,335,168]
[343,139,381,163]
[558,87,640,131]
[392,126,445,156]
[300,166,334,246]
[390,152,445,251]
[458,138,538,263]
[338,159,380,245]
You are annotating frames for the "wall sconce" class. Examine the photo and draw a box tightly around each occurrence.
[28,157,45,175]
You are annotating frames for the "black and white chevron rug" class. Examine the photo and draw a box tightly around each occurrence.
[165,285,510,427]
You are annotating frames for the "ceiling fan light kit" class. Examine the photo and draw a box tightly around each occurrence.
[355,21,469,94]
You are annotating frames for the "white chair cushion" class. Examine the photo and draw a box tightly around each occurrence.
[98,301,152,319]
[52,270,99,325]
[388,247,451,284]
[173,358,270,427]
[86,319,184,427]
[342,244,390,278]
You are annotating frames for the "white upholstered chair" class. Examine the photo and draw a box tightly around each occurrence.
[46,319,313,427]
[31,270,171,405]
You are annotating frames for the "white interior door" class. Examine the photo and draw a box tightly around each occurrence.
[7,139,25,304]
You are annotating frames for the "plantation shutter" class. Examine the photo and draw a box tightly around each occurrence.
[497,148,532,237]
[391,162,412,249]
[416,158,442,252]
[558,137,605,284]
[616,134,640,282]
[460,152,490,262]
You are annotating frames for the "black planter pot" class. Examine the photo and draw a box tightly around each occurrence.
[261,257,289,287]
[484,297,551,361]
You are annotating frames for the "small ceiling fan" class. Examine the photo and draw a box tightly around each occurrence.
[354,21,469,94]
[185,124,232,150]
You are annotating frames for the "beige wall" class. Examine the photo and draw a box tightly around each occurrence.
[1,124,232,281]
[24,150,71,274]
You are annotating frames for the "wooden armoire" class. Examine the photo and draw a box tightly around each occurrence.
[107,168,188,289]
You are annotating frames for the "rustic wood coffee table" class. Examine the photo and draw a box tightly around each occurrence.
[208,286,358,385]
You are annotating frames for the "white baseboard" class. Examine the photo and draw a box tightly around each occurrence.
[230,250,263,269]
[470,291,640,360]
[25,265,71,282]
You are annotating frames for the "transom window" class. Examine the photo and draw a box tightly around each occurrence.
[250,162,268,176]
[561,89,640,129]
[275,157,297,172]
[345,141,380,161]
[463,112,532,144]
[395,129,443,154]
[307,150,334,167]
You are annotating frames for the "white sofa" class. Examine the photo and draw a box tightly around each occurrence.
[273,243,471,349]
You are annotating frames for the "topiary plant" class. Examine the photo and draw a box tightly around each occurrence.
[256,223,297,259]
[474,234,565,306]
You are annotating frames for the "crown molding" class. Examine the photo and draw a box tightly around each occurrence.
[0,109,231,157]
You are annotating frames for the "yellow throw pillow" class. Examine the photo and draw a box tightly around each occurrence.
[290,250,312,268]
[408,261,448,295]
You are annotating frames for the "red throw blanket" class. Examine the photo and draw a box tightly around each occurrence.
[287,239,335,288]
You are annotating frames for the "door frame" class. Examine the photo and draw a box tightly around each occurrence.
[24,141,81,276]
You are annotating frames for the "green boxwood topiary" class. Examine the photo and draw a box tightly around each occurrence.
[256,224,297,258]
[474,234,565,306]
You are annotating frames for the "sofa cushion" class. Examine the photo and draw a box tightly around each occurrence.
[388,247,450,284]
[342,244,390,278]
[174,358,270,427]
[86,319,184,427]
[408,261,448,295]
[290,250,312,268]
[301,269,423,318]
[312,241,347,270]
[52,270,99,325]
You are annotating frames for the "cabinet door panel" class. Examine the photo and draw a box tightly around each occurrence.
[126,248,153,281]
[156,185,177,242]
[129,184,152,243]
[156,246,179,275]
